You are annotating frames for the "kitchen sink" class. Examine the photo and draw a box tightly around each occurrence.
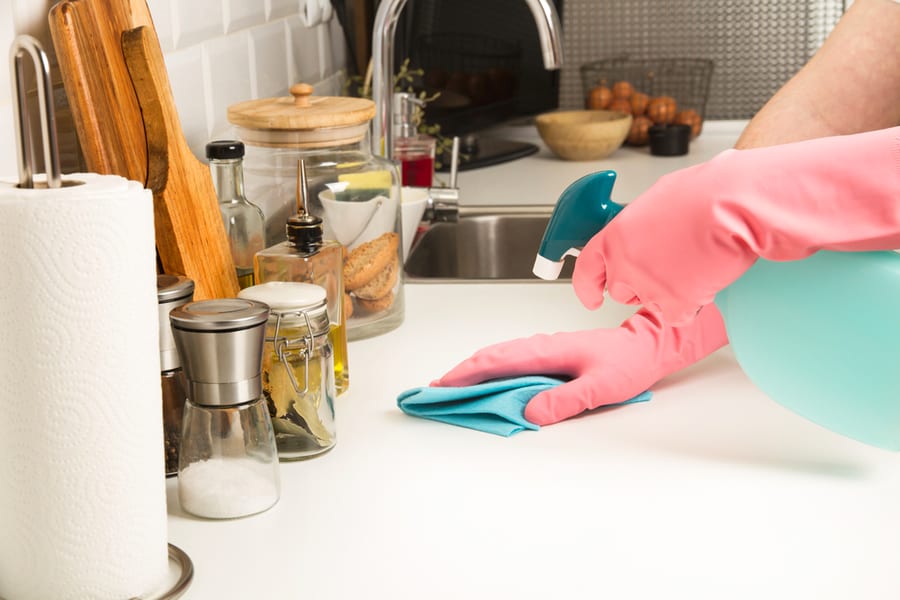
[403,205,574,282]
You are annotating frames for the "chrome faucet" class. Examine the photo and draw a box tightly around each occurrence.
[371,0,565,160]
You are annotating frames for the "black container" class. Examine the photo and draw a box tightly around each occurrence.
[649,124,691,156]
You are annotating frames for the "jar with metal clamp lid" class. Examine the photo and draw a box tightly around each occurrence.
[228,83,404,341]
[238,281,336,460]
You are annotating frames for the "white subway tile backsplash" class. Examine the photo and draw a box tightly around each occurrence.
[327,15,346,77]
[249,21,290,99]
[225,0,267,34]
[286,16,322,85]
[266,0,299,21]
[146,0,175,52]
[142,0,348,160]
[163,46,210,160]
[316,23,334,79]
[314,71,345,97]
[203,31,254,142]
[173,0,224,49]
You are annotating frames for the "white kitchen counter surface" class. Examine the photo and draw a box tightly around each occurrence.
[165,124,900,599]
[166,284,900,600]
[454,120,749,206]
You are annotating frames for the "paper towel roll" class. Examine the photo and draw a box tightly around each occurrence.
[0,174,169,599]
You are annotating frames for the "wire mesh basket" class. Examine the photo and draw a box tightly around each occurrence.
[580,57,714,118]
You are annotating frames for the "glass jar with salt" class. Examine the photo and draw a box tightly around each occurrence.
[170,298,280,519]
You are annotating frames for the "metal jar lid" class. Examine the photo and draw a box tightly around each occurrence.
[157,274,195,371]
[169,299,270,407]
[226,83,376,149]
[170,298,270,332]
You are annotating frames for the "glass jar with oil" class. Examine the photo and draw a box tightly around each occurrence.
[238,282,336,460]
[254,160,349,395]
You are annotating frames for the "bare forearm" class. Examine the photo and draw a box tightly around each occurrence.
[736,0,900,149]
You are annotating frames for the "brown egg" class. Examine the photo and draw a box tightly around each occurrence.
[607,97,632,115]
[647,96,677,124]
[466,72,493,105]
[612,80,634,99]
[626,115,653,146]
[487,67,517,100]
[674,108,703,139]
[629,91,649,116]
[446,71,470,96]
[587,85,612,110]
[423,67,448,90]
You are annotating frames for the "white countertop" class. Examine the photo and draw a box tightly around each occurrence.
[454,119,749,205]
[165,123,900,600]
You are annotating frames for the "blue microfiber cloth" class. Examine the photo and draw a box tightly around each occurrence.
[397,375,652,437]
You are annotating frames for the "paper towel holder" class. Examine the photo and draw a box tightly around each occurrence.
[9,34,75,190]
[141,543,194,600]
[0,544,193,600]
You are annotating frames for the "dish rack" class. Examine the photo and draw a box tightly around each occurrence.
[580,57,714,118]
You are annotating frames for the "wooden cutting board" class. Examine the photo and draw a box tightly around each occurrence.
[121,24,239,301]
[49,0,152,183]
[49,0,238,300]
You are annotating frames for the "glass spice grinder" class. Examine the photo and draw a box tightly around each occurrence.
[170,298,280,519]
[157,274,195,477]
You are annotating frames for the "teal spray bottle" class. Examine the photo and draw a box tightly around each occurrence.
[535,170,900,450]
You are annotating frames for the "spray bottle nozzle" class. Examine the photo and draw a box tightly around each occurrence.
[533,170,625,280]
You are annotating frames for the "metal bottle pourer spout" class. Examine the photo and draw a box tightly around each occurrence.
[532,170,625,280]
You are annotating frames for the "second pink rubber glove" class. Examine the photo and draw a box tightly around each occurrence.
[434,304,727,426]
[573,126,900,324]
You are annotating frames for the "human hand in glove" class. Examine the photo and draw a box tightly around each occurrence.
[573,126,900,325]
[433,304,727,425]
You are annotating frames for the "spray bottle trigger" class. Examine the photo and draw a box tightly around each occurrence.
[533,170,622,280]
[533,248,581,280]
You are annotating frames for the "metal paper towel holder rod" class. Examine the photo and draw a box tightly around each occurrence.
[9,34,62,189]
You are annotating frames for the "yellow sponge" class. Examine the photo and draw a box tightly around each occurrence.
[335,170,393,202]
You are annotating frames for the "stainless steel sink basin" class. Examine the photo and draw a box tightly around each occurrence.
[404,205,573,282]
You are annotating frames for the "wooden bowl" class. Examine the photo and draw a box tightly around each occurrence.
[535,110,632,161]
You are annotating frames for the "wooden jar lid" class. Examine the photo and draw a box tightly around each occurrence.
[227,83,376,148]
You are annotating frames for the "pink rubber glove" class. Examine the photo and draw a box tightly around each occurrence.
[433,304,727,426]
[574,126,900,324]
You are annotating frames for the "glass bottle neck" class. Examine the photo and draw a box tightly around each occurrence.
[210,158,246,204]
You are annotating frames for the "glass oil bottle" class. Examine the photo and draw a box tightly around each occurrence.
[254,160,349,395]
[207,140,266,289]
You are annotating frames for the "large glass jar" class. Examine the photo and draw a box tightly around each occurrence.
[228,84,404,341]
